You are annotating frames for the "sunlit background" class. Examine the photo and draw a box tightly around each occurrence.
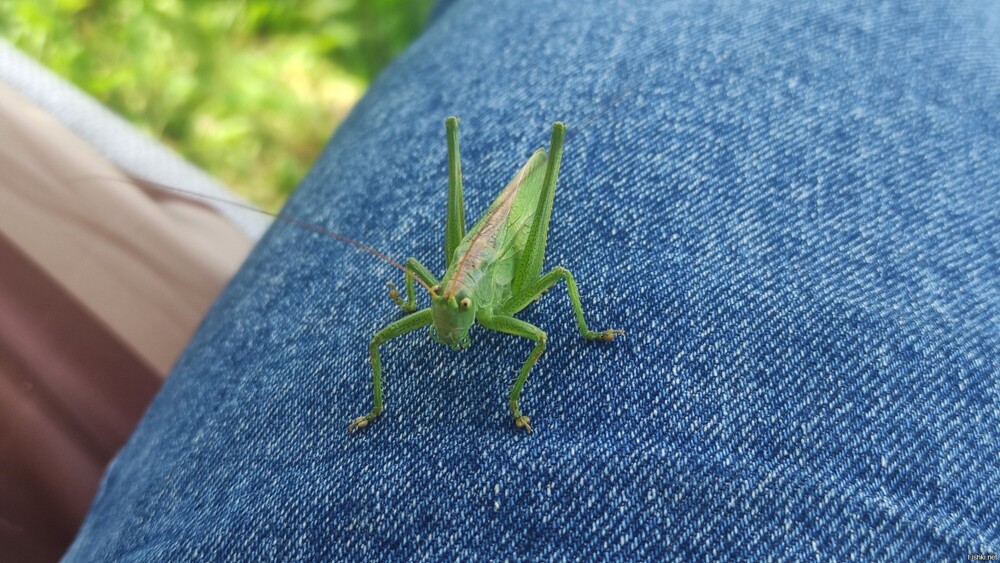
[0,0,436,210]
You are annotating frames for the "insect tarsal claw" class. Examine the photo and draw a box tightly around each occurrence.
[514,415,533,433]
[347,416,369,432]
[601,329,624,342]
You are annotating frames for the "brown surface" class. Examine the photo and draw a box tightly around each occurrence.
[0,233,160,562]
[0,81,253,560]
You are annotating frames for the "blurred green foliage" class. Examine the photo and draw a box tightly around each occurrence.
[0,0,434,210]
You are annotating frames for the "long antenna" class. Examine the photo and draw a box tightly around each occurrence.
[72,175,437,295]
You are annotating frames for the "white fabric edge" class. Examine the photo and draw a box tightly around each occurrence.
[0,38,270,239]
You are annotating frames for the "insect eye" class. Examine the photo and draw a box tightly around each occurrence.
[460,297,472,310]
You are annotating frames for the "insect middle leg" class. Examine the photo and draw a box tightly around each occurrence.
[387,257,440,313]
[477,315,547,433]
[502,266,623,341]
[348,308,433,431]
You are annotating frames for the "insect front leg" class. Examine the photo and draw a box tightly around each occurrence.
[502,266,623,341]
[387,257,440,313]
[478,314,547,433]
[348,308,433,432]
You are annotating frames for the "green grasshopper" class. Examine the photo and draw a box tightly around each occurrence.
[348,117,623,433]
[80,116,623,434]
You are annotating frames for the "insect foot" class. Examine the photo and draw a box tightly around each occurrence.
[514,415,533,433]
[385,281,416,313]
[585,328,624,342]
[601,329,625,342]
[348,412,380,432]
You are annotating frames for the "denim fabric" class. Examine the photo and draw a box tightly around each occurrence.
[67,0,999,559]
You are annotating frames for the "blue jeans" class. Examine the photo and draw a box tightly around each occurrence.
[67,0,999,559]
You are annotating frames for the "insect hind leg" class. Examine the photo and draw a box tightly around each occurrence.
[444,116,466,267]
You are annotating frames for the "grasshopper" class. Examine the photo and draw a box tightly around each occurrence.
[349,117,623,433]
[76,116,623,434]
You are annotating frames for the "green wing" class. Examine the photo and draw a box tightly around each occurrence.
[483,150,550,302]
[442,148,549,307]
